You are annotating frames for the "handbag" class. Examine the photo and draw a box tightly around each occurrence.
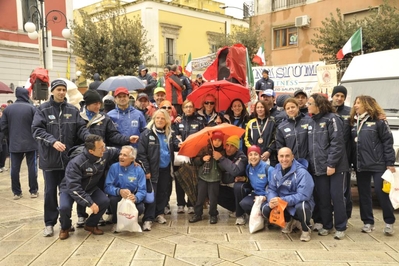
[116,198,142,232]
[144,179,155,204]
[174,152,190,166]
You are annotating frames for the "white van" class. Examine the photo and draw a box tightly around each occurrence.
[340,49,399,166]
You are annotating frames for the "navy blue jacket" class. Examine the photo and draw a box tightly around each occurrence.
[276,113,311,160]
[218,149,248,185]
[351,116,395,172]
[137,126,179,183]
[173,113,205,141]
[32,96,90,170]
[307,112,349,176]
[334,104,352,165]
[1,87,38,153]
[60,147,119,207]
[137,66,157,99]
[255,77,274,91]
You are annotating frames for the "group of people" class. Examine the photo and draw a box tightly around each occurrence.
[1,64,396,243]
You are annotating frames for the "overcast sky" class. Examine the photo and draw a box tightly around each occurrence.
[72,0,247,19]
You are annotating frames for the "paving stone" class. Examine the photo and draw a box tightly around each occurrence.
[133,246,166,260]
[218,245,252,262]
[176,256,223,266]
[164,256,196,266]
[175,243,219,258]
[297,250,396,263]
[97,251,134,266]
[0,254,36,266]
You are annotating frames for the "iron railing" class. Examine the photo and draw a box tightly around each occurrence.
[272,0,307,11]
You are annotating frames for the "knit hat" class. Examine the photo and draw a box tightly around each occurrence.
[211,131,224,141]
[226,135,240,149]
[331,85,347,99]
[276,94,292,108]
[83,90,102,106]
[114,87,129,96]
[247,145,261,155]
[51,79,67,92]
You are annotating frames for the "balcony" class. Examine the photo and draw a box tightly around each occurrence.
[161,53,184,66]
[272,0,307,11]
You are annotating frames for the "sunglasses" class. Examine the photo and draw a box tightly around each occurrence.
[204,101,215,105]
[161,106,172,110]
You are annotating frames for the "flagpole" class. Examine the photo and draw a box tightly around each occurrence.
[360,27,363,55]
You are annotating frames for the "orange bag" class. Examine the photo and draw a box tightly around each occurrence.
[269,198,288,228]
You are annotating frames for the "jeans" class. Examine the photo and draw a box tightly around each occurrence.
[10,151,38,195]
[43,170,64,226]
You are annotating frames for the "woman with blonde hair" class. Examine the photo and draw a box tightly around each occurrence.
[350,95,396,235]
[137,109,179,231]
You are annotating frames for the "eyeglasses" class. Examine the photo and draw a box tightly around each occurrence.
[161,106,172,110]
[204,101,215,105]
[184,105,194,109]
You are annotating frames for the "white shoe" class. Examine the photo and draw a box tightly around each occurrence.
[235,215,246,225]
[282,219,295,234]
[334,230,346,240]
[111,224,118,233]
[361,224,375,233]
[177,206,185,213]
[187,207,195,214]
[43,226,54,237]
[312,223,323,232]
[164,206,171,215]
[384,224,394,236]
[300,231,311,242]
[155,215,167,224]
[142,221,152,231]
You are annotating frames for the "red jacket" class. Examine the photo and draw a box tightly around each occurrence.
[165,71,184,105]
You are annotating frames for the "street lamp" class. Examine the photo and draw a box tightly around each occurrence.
[24,0,71,69]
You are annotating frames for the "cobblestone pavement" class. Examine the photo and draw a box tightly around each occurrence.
[1,159,399,266]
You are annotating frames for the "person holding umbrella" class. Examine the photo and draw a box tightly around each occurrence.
[137,109,179,231]
[244,100,277,166]
[189,130,225,224]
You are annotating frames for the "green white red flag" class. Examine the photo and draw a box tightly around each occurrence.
[336,28,362,60]
[252,44,265,66]
[184,52,192,76]
[246,48,254,88]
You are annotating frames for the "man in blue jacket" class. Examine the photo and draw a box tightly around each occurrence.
[261,147,315,242]
[32,79,90,237]
[1,87,38,199]
[58,134,119,240]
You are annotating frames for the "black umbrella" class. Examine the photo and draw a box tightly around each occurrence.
[97,76,145,92]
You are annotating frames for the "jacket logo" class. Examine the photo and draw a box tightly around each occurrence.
[128,176,137,182]
[366,122,375,127]
[301,124,308,129]
[179,124,184,128]
[284,128,291,132]
[86,167,93,173]
[149,136,155,140]
[48,115,56,120]
[319,122,326,128]
[191,124,199,129]
[258,174,266,179]
[282,180,292,186]
[63,114,72,119]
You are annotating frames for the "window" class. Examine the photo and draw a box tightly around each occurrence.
[166,38,174,65]
[22,0,39,32]
[274,27,298,48]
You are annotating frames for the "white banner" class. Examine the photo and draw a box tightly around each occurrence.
[253,61,325,95]
[192,53,217,71]
[316,64,337,96]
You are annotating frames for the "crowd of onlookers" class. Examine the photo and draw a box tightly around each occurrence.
[0,64,396,243]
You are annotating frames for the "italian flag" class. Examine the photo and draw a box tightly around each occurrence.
[252,44,265,66]
[246,48,254,88]
[336,28,362,60]
[184,52,192,76]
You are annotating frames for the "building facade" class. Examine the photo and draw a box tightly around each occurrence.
[77,0,249,76]
[0,0,74,102]
[252,0,395,66]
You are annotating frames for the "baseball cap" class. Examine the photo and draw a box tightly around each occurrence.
[294,89,307,98]
[114,87,129,96]
[196,74,202,78]
[137,93,149,101]
[102,94,114,103]
[154,87,166,95]
[261,89,275,97]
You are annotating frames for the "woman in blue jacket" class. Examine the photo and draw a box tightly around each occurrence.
[104,146,146,232]
[350,95,396,235]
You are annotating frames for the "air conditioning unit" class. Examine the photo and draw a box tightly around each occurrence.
[295,15,310,27]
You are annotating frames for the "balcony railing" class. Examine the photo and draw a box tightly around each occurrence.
[272,0,307,11]
[161,53,184,66]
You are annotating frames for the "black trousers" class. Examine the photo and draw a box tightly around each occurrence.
[194,178,219,217]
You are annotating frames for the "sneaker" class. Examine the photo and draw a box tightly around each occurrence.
[177,206,185,214]
[98,217,106,226]
[361,224,375,233]
[104,214,113,224]
[76,217,86,228]
[164,205,171,215]
[111,224,119,233]
[189,214,202,223]
[235,215,246,225]
[384,224,395,236]
[30,192,39,198]
[312,223,323,231]
[13,194,22,200]
[210,216,218,224]
[282,219,295,234]
[155,215,167,224]
[187,207,195,214]
[228,211,236,218]
[300,231,311,242]
[1,167,8,171]
[142,221,152,231]
[318,228,332,236]
[334,230,346,240]
[43,226,54,237]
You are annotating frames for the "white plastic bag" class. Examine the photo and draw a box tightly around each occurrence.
[174,152,190,166]
[249,196,265,234]
[116,198,142,232]
[382,168,399,209]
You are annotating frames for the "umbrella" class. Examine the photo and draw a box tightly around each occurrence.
[187,80,251,112]
[178,123,245,158]
[0,81,14,94]
[97,76,145,92]
[175,162,198,205]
